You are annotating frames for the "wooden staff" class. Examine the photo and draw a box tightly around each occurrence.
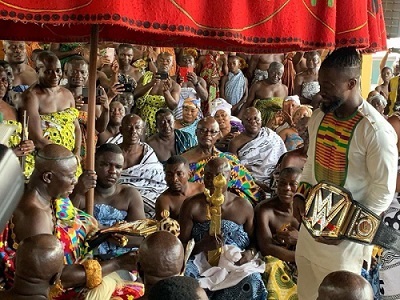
[203,173,226,266]
[20,110,29,175]
[85,25,99,216]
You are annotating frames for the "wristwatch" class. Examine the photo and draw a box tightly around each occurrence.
[302,181,400,254]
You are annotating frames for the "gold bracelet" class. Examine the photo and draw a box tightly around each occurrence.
[82,259,102,289]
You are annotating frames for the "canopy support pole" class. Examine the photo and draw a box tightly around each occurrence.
[85,24,99,216]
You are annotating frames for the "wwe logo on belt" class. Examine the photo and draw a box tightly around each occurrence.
[304,182,351,238]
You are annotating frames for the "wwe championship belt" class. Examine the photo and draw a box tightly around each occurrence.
[303,181,400,254]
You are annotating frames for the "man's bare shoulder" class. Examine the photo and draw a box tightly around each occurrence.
[230,193,254,212]
[255,197,279,212]
[119,183,141,199]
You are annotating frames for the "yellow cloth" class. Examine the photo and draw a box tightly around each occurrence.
[25,107,81,178]
[388,76,399,116]
[136,71,167,136]
[263,256,298,300]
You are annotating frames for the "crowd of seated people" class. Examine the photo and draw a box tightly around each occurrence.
[0,42,398,300]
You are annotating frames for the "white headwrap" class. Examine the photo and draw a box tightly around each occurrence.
[284,95,301,106]
[210,98,232,117]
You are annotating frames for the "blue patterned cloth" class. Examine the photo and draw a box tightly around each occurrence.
[185,220,267,300]
[93,204,133,258]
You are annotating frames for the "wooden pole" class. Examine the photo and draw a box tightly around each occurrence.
[85,24,99,216]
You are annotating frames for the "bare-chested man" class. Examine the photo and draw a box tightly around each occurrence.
[4,144,139,297]
[375,66,393,100]
[179,157,267,299]
[155,155,204,221]
[138,231,185,300]
[134,52,181,136]
[21,51,81,158]
[254,167,302,299]
[97,100,126,145]
[3,41,37,91]
[0,234,64,300]
[294,51,321,104]
[246,53,284,83]
[147,108,196,163]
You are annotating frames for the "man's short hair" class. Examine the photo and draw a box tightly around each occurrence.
[66,55,89,66]
[35,51,59,70]
[269,61,284,71]
[165,155,188,167]
[96,143,123,158]
[117,44,133,53]
[155,108,173,120]
[321,47,361,70]
[148,276,203,300]
[280,167,302,178]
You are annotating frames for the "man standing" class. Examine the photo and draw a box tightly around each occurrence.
[147,108,196,163]
[134,52,181,136]
[3,40,37,92]
[21,51,81,177]
[294,47,398,299]
[155,155,204,220]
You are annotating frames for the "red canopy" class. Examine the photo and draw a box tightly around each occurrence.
[0,0,387,52]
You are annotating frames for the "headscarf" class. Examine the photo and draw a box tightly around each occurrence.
[209,98,232,117]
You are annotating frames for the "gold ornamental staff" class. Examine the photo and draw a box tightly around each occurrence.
[204,173,226,266]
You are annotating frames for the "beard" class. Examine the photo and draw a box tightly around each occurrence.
[320,95,345,114]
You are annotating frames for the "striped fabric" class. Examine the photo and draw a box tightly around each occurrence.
[314,112,364,186]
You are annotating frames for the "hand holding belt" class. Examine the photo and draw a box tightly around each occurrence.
[302,181,400,253]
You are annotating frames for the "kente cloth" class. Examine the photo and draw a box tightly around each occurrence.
[225,70,246,106]
[2,120,34,178]
[11,85,29,93]
[388,76,400,115]
[301,81,320,101]
[254,98,283,127]
[175,129,197,155]
[136,71,167,136]
[93,204,132,258]
[263,256,298,300]
[295,103,397,298]
[379,159,400,300]
[106,133,123,144]
[119,142,167,219]
[284,132,303,151]
[237,127,287,183]
[173,87,198,120]
[25,107,81,178]
[188,148,262,206]
[252,69,269,84]
[177,119,199,142]
[185,220,267,300]
[78,110,97,167]
[200,54,221,115]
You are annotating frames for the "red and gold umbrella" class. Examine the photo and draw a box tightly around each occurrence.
[0,0,388,214]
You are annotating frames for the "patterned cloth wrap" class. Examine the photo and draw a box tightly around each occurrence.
[0,197,144,299]
[301,81,320,101]
[93,204,133,259]
[188,148,262,206]
[284,132,303,151]
[136,71,167,136]
[25,107,82,178]
[254,98,283,127]
[185,220,267,300]
[2,120,34,178]
[78,110,98,167]
[263,256,298,300]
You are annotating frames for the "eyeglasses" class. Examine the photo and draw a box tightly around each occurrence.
[197,128,220,137]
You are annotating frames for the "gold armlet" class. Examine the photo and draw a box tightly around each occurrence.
[82,259,102,289]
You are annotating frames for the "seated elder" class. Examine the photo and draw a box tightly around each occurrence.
[118,114,167,218]
[148,276,208,300]
[179,157,267,299]
[181,116,263,206]
[0,144,143,299]
[254,167,302,299]
[147,108,196,163]
[155,155,204,221]
[209,98,244,152]
[174,97,202,140]
[229,107,286,190]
